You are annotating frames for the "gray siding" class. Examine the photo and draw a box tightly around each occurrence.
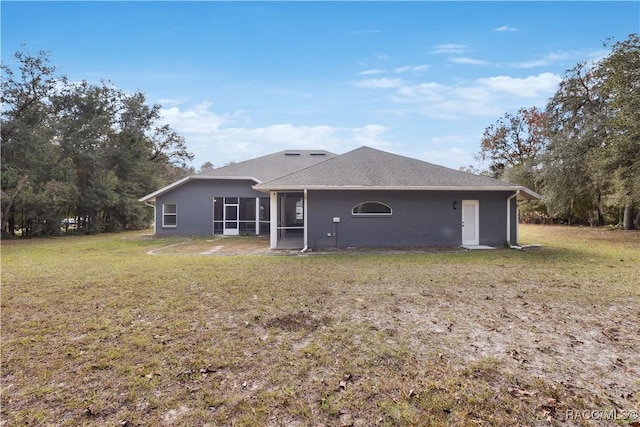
[152,180,519,247]
[155,179,263,236]
[306,190,514,248]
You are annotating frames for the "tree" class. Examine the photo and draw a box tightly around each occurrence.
[104,91,193,231]
[597,34,640,229]
[541,34,639,228]
[51,81,194,232]
[1,47,194,236]
[199,161,215,173]
[540,60,609,224]
[51,81,120,231]
[1,48,67,235]
[477,106,547,196]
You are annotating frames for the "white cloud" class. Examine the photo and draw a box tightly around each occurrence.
[493,25,520,32]
[394,64,430,73]
[393,82,446,103]
[585,48,610,63]
[476,72,562,98]
[513,59,552,69]
[430,44,468,54]
[375,53,390,60]
[359,69,386,75]
[430,134,467,145]
[359,65,430,76]
[161,101,244,133]
[351,124,392,148]
[354,71,561,120]
[452,86,492,102]
[352,77,405,89]
[420,147,475,169]
[157,98,185,107]
[449,57,491,66]
[513,52,570,68]
[158,102,393,166]
[204,124,392,163]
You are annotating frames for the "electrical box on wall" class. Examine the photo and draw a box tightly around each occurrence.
[333,217,340,223]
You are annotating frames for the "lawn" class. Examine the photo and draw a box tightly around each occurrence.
[1,225,639,426]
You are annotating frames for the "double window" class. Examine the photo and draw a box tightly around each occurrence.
[352,201,392,216]
[162,203,177,227]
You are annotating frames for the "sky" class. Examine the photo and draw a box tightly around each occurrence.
[2,1,639,170]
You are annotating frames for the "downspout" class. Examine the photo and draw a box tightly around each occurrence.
[300,188,309,253]
[506,190,519,246]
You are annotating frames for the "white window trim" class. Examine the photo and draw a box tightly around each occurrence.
[162,203,177,228]
[352,201,393,216]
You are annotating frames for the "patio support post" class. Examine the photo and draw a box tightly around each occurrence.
[270,191,278,249]
[303,189,308,250]
[255,197,260,235]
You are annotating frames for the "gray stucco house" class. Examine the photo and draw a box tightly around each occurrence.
[140,146,539,249]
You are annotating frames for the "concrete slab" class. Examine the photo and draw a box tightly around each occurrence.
[461,245,496,250]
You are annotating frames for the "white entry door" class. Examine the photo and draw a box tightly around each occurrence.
[462,200,479,245]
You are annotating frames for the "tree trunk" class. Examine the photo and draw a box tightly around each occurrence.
[8,205,16,236]
[623,202,635,230]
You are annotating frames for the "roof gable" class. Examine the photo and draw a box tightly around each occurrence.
[139,150,336,202]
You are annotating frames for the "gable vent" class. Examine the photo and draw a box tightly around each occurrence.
[284,152,300,156]
[310,152,326,156]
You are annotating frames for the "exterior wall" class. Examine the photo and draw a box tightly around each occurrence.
[306,190,515,248]
[154,179,264,236]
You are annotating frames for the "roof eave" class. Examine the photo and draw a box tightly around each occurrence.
[253,184,540,197]
[516,187,541,200]
[139,175,261,202]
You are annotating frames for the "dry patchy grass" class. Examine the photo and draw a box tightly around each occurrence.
[1,225,639,426]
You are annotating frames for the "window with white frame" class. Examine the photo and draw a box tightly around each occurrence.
[162,203,177,227]
[352,201,392,216]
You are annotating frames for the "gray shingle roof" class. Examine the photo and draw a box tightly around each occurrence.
[139,150,337,202]
[254,147,536,198]
[199,149,337,182]
[141,146,540,202]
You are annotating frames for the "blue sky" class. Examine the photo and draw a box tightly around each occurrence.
[2,1,638,170]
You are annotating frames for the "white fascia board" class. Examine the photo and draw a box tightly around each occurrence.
[254,184,540,199]
[195,175,261,183]
[516,187,541,200]
[139,175,261,202]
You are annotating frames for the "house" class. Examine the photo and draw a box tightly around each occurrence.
[139,146,539,249]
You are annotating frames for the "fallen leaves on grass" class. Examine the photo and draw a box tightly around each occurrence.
[2,225,639,426]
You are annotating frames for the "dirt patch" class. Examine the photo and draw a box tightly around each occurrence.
[264,312,333,331]
[147,235,467,256]
[147,236,273,255]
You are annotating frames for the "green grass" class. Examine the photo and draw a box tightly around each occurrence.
[2,225,639,426]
